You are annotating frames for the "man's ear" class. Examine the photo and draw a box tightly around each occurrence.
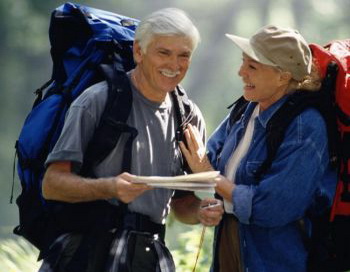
[133,41,143,64]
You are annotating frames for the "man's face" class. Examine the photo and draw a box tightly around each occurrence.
[133,35,193,101]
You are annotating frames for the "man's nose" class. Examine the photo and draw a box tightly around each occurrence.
[168,55,180,70]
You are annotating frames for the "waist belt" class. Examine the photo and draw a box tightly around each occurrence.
[57,211,166,272]
[122,212,165,240]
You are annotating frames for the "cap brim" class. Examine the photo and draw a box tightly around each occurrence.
[225,33,276,67]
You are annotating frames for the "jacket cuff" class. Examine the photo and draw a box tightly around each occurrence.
[232,184,254,224]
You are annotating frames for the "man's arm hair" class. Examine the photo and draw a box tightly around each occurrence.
[42,161,116,203]
[42,162,150,204]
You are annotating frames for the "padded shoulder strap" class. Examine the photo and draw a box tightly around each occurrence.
[171,86,195,174]
[254,92,315,181]
[171,86,194,141]
[80,62,136,177]
[228,96,249,129]
[255,63,339,181]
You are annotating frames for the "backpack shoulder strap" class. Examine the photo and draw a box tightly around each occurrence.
[80,61,137,176]
[171,86,195,174]
[171,86,194,142]
[228,96,249,129]
[254,62,339,181]
[254,92,314,181]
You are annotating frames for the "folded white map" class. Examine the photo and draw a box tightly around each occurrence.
[131,171,220,193]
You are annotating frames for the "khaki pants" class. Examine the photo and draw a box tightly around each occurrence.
[218,215,242,272]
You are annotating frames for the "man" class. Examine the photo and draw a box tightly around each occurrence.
[39,7,223,272]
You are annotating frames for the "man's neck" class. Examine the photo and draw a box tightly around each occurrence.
[131,69,169,103]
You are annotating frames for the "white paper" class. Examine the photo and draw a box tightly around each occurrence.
[150,185,215,193]
[132,171,219,183]
[131,171,219,192]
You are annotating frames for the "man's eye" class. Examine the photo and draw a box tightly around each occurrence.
[249,65,257,70]
[180,52,191,58]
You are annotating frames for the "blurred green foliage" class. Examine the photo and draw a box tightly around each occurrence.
[170,226,214,272]
[1,0,350,269]
[0,238,41,271]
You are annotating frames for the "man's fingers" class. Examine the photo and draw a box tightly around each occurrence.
[131,183,152,191]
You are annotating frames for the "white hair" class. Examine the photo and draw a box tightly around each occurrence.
[134,8,200,52]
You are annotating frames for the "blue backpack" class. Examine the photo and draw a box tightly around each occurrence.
[13,2,193,258]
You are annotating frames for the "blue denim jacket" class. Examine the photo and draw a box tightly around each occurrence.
[208,95,337,272]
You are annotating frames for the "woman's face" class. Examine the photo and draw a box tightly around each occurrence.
[238,53,290,111]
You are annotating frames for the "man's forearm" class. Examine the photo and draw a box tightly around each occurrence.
[170,193,201,224]
[42,162,115,203]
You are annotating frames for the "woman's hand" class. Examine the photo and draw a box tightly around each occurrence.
[198,198,224,226]
[179,124,213,173]
[215,175,236,203]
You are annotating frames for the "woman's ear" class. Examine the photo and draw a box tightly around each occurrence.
[280,71,293,85]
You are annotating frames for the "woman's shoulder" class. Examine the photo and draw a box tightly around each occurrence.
[298,107,326,126]
[289,107,328,139]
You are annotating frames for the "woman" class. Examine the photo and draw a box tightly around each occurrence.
[180,25,337,272]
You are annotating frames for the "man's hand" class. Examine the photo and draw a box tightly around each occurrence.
[198,198,224,226]
[179,124,213,173]
[112,172,151,203]
[43,162,151,203]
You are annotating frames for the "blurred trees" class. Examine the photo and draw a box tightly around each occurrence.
[1,0,350,268]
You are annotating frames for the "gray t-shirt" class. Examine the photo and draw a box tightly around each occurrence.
[46,73,205,224]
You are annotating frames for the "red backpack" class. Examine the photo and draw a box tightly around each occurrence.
[310,40,350,219]
[310,40,350,271]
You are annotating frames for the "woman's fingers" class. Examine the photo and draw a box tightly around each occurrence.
[179,141,190,158]
[198,198,224,226]
[186,124,200,151]
[179,125,213,173]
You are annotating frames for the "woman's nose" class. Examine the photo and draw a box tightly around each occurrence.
[238,64,245,77]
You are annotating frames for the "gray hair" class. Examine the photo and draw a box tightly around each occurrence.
[134,8,200,53]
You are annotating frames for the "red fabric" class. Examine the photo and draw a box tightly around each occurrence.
[310,40,350,220]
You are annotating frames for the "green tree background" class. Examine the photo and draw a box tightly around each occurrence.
[1,0,350,270]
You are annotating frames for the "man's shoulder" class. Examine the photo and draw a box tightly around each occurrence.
[176,85,201,114]
[176,86,206,137]
[71,81,109,109]
[79,80,109,99]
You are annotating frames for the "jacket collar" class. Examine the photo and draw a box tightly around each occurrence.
[243,95,291,128]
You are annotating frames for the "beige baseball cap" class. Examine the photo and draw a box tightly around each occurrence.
[225,25,312,81]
